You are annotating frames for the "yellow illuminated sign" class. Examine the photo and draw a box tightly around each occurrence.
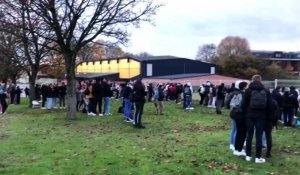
[76,58,141,79]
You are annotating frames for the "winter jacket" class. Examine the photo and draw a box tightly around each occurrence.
[122,86,132,99]
[58,85,67,96]
[103,82,113,97]
[131,85,146,103]
[271,90,283,109]
[216,85,226,100]
[93,83,104,98]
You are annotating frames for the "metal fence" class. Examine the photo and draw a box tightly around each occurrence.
[262,79,300,89]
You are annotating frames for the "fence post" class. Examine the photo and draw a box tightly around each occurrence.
[274,79,278,89]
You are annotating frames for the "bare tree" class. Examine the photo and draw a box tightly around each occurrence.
[195,43,217,61]
[0,27,25,83]
[217,36,251,57]
[0,0,51,106]
[30,0,161,119]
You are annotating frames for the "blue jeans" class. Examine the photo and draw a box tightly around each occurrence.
[246,118,265,158]
[53,98,58,108]
[104,97,111,115]
[124,98,132,119]
[230,119,237,146]
[47,98,53,109]
[184,95,192,108]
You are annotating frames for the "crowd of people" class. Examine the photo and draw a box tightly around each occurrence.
[33,82,67,109]
[1,75,300,163]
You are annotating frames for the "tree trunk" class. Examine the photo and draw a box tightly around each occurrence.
[29,79,36,108]
[28,71,37,108]
[65,53,77,120]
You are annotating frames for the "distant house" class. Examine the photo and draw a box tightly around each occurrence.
[252,50,300,72]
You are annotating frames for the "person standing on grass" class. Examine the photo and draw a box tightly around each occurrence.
[282,87,296,127]
[132,80,147,128]
[15,86,22,105]
[147,83,154,102]
[241,74,271,163]
[103,79,113,116]
[175,83,183,104]
[123,82,134,122]
[46,84,55,110]
[41,84,47,109]
[85,80,97,116]
[52,84,59,109]
[58,82,67,109]
[93,80,104,116]
[0,86,8,115]
[8,84,16,104]
[216,83,226,114]
[24,87,30,98]
[271,86,283,122]
[231,81,248,157]
[183,82,194,110]
[154,84,165,115]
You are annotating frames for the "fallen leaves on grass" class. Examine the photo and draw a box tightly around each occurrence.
[186,125,226,132]
[100,168,108,173]
[205,160,239,172]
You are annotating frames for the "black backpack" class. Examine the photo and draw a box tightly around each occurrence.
[249,89,267,109]
[184,86,191,95]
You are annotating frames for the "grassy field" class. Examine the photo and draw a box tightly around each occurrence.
[0,98,299,175]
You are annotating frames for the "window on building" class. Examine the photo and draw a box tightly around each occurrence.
[210,67,215,74]
[146,64,153,76]
[275,53,282,58]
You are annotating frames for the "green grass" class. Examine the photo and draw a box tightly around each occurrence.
[0,98,299,175]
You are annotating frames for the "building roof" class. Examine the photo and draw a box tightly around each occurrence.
[149,73,210,80]
[134,55,187,61]
[76,73,119,79]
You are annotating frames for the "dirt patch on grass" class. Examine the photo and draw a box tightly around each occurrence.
[186,125,227,132]
[0,134,9,140]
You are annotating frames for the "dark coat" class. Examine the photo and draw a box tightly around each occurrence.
[216,85,226,100]
[122,86,132,99]
[93,83,104,98]
[271,90,283,108]
[131,85,146,103]
[102,82,113,97]
[58,85,67,96]
[241,81,271,120]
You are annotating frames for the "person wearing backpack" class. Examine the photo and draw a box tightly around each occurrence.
[228,80,245,151]
[241,75,271,163]
[183,82,193,110]
[231,81,248,157]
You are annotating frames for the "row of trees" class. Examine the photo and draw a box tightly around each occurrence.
[0,0,161,119]
[195,36,289,80]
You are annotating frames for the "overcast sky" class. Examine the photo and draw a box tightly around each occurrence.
[123,0,300,59]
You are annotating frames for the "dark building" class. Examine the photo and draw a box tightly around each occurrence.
[76,55,217,80]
